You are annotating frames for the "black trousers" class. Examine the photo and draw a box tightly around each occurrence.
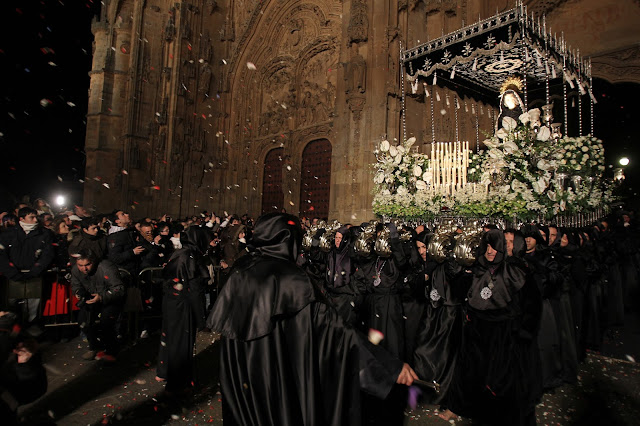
[78,302,121,355]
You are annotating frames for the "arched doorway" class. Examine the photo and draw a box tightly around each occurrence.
[299,139,332,219]
[261,147,284,215]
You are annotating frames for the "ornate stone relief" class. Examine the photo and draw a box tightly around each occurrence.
[591,45,640,84]
[425,0,458,16]
[348,0,369,44]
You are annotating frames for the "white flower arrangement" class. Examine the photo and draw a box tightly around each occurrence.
[371,110,613,220]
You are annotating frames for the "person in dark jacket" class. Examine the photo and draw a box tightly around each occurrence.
[68,217,107,266]
[207,213,417,426]
[0,207,55,321]
[0,311,47,425]
[71,249,125,361]
[106,210,144,276]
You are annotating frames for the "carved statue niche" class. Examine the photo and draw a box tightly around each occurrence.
[200,30,214,63]
[198,62,213,98]
[345,54,367,95]
[164,9,176,41]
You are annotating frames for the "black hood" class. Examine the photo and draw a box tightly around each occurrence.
[521,224,545,246]
[250,213,302,262]
[181,226,210,255]
[478,229,505,266]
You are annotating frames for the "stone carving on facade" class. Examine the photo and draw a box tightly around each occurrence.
[591,45,640,84]
[164,9,176,42]
[345,54,367,95]
[198,63,213,98]
[200,30,214,63]
[348,0,369,44]
[347,95,366,121]
[425,0,458,16]
[206,0,218,15]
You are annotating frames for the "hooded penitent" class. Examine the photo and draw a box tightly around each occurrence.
[207,213,402,426]
[467,229,526,311]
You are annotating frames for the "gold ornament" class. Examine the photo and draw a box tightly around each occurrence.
[499,76,524,94]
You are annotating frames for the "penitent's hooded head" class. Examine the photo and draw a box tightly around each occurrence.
[251,213,302,262]
[478,229,506,266]
[182,225,211,255]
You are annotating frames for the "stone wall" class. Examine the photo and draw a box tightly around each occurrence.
[83,0,640,221]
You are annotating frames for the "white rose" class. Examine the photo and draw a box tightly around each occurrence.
[560,159,567,164]
[576,165,582,170]
[518,112,531,124]
[570,159,577,165]
[496,128,508,139]
[536,178,548,193]
[502,116,518,132]
[503,140,518,155]
[381,189,391,196]
[389,145,398,157]
[397,186,408,196]
[380,140,390,152]
[581,146,589,152]
[422,171,433,182]
[413,165,423,176]
[537,126,551,141]
[484,138,499,148]
[397,145,406,154]
[415,180,427,190]
[374,173,385,184]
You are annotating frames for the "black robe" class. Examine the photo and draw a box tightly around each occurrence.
[156,227,208,392]
[413,258,468,405]
[207,213,402,426]
[449,230,542,426]
[325,238,359,325]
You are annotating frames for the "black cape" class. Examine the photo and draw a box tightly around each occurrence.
[207,213,402,426]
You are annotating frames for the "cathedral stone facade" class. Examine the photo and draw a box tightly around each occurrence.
[83,0,640,222]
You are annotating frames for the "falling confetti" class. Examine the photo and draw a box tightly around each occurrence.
[102,183,110,188]
[40,98,52,107]
[368,329,384,345]
[246,62,257,70]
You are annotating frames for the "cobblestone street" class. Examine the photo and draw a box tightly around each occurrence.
[18,311,640,425]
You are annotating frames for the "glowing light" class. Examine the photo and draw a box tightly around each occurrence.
[55,195,65,206]
[619,157,630,166]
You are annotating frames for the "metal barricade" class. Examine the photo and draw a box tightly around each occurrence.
[42,269,79,327]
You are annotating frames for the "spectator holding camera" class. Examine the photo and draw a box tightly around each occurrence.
[70,249,125,362]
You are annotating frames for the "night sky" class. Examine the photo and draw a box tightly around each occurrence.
[0,0,100,211]
[0,1,638,213]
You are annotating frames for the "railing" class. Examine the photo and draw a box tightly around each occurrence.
[0,263,222,336]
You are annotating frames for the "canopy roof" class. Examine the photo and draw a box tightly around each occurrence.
[402,3,593,99]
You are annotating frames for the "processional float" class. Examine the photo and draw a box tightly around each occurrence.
[371,1,613,232]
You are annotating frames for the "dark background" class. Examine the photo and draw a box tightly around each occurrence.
[1,1,639,213]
